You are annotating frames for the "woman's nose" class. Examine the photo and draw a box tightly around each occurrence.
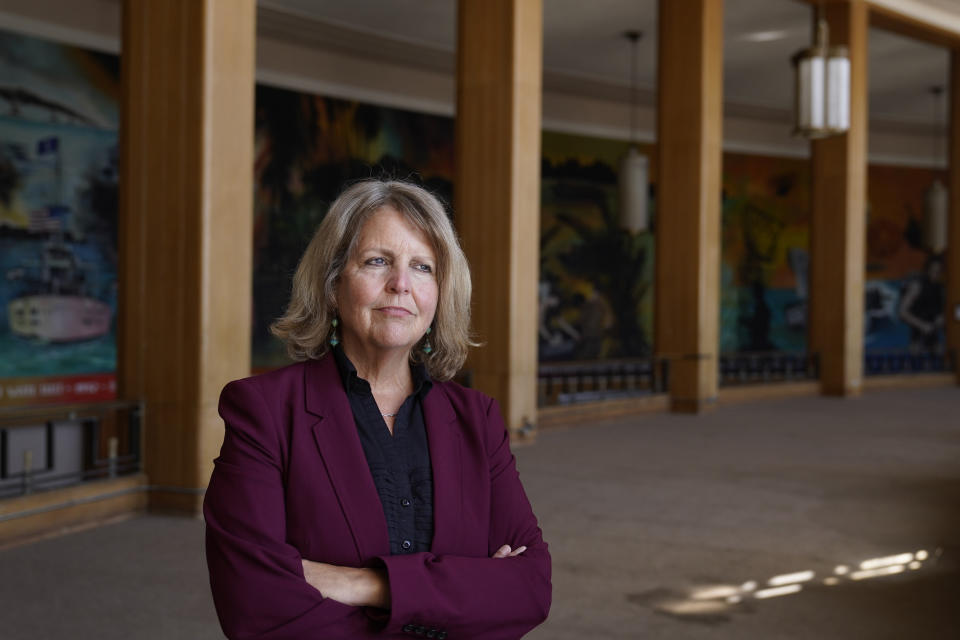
[387,265,410,294]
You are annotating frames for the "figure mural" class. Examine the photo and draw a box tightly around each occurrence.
[540,131,656,362]
[898,254,945,353]
[864,163,947,356]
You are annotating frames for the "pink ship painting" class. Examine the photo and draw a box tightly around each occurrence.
[7,234,112,343]
[3,131,114,344]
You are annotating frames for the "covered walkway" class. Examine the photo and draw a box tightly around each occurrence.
[2,385,959,639]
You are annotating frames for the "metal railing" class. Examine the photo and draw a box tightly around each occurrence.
[538,358,669,407]
[718,352,819,386]
[0,401,142,500]
[863,349,956,376]
[718,348,956,383]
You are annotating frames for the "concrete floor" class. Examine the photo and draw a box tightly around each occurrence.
[1,386,959,639]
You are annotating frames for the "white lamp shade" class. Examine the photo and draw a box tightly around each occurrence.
[795,53,826,133]
[923,179,949,254]
[826,50,850,132]
[793,17,850,139]
[618,147,649,233]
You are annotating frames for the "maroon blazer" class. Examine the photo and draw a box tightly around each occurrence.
[203,353,551,639]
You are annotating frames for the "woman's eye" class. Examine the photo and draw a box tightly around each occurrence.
[416,263,433,274]
[366,257,387,266]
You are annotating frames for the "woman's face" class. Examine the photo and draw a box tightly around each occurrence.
[335,206,439,359]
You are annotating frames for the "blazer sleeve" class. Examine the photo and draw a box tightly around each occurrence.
[375,396,552,639]
[203,379,370,640]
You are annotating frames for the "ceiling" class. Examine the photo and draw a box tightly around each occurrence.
[257,0,955,130]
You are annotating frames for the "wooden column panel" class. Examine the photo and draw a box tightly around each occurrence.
[119,0,255,511]
[949,50,960,383]
[809,0,868,396]
[455,0,542,433]
[655,0,724,412]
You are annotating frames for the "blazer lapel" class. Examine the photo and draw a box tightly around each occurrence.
[423,385,462,554]
[305,355,390,561]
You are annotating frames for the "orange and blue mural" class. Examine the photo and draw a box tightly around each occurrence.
[720,153,946,357]
[865,164,946,353]
[721,152,811,354]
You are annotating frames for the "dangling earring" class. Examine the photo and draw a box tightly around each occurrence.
[423,326,433,355]
[329,317,340,347]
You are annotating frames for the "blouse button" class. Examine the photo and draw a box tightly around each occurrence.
[401,539,412,550]
[401,498,412,507]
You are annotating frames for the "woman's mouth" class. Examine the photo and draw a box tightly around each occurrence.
[376,306,413,317]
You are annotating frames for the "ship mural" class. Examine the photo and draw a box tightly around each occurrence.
[3,135,113,343]
[0,127,118,381]
[7,233,112,343]
[0,28,120,397]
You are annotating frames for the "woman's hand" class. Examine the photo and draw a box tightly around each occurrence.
[492,544,527,559]
[301,546,523,608]
[301,559,391,609]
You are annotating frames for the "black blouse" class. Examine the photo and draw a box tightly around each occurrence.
[332,345,434,555]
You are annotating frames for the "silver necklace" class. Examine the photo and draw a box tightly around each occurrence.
[382,411,398,418]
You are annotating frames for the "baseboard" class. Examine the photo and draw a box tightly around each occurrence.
[862,373,957,390]
[537,393,669,429]
[0,473,148,548]
[718,381,822,405]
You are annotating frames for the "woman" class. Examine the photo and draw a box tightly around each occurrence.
[204,179,551,639]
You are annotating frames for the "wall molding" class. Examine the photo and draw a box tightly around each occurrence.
[0,9,118,53]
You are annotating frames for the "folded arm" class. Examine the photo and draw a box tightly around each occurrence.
[299,543,526,608]
[373,397,552,639]
[204,380,370,639]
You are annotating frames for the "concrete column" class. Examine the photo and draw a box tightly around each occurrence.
[455,0,542,434]
[119,0,255,512]
[809,0,868,396]
[655,0,724,412]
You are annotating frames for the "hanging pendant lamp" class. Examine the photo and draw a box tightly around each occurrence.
[792,13,849,138]
[618,30,649,234]
[825,42,850,133]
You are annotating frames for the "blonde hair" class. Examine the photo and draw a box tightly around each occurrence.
[270,179,475,381]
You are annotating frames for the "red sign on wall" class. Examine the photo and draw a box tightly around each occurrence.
[0,373,117,407]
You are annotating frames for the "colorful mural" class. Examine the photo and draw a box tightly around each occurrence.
[719,153,947,357]
[865,163,947,353]
[1,30,940,389]
[250,82,944,368]
[0,30,119,406]
[540,131,656,361]
[251,85,454,369]
[721,152,811,354]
